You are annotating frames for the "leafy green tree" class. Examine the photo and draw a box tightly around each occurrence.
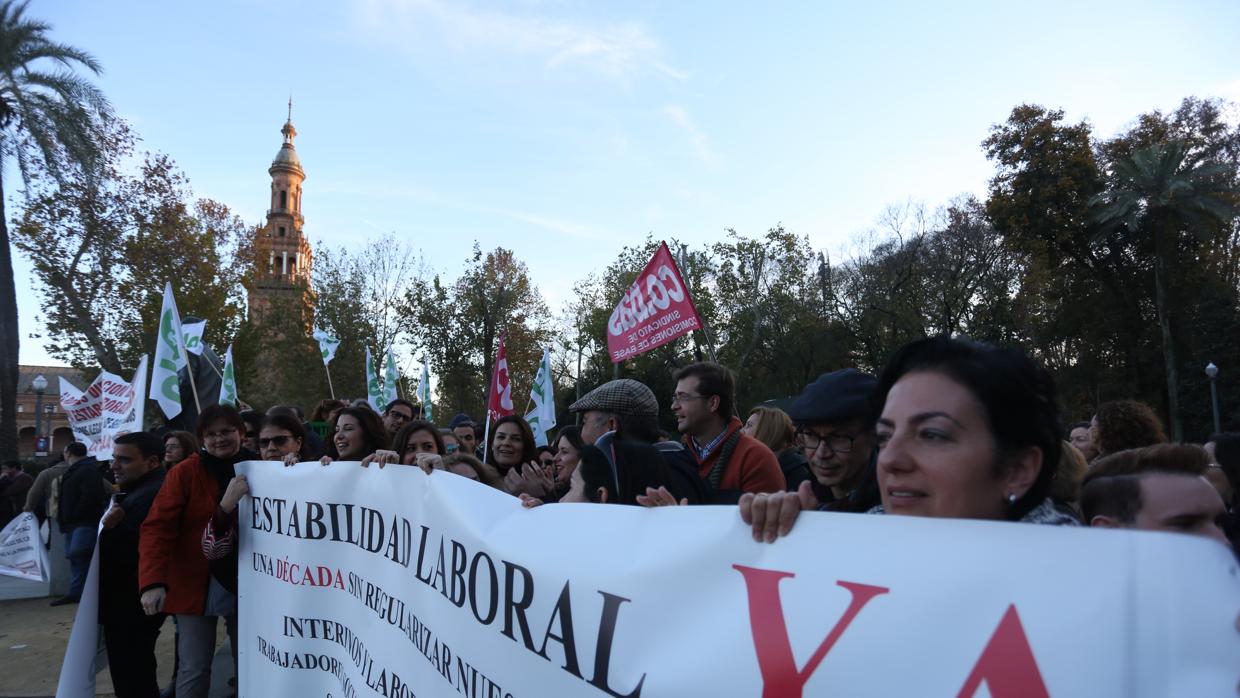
[14,149,253,374]
[404,244,552,420]
[12,119,132,372]
[309,234,422,404]
[0,0,111,459]
[1091,140,1238,440]
[982,105,1152,419]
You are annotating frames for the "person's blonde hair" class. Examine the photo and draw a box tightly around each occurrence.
[747,406,794,452]
[1051,440,1087,507]
[443,453,504,491]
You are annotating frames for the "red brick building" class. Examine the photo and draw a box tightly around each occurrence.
[15,365,85,459]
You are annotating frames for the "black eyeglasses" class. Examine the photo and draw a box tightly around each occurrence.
[796,430,855,455]
[259,435,293,448]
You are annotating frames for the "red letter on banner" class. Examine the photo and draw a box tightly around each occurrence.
[733,565,888,698]
[956,604,1050,698]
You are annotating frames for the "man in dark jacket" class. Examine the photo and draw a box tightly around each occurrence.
[0,461,33,526]
[570,378,710,504]
[53,442,109,605]
[100,431,168,698]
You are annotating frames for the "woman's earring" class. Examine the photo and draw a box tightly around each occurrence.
[1006,492,1017,505]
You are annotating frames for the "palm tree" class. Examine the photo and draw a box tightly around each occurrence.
[0,0,111,460]
[1091,140,1238,441]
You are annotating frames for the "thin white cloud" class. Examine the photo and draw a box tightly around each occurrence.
[662,104,719,167]
[356,0,685,83]
[490,208,612,241]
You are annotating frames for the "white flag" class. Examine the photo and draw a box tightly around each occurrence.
[313,329,340,366]
[364,347,383,412]
[219,345,238,407]
[383,347,399,406]
[525,347,556,447]
[417,360,432,421]
[181,319,207,356]
[149,282,187,420]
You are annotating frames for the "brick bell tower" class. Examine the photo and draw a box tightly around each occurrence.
[248,99,314,325]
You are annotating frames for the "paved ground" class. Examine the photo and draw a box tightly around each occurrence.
[0,595,233,698]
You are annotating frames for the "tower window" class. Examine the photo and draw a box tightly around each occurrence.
[280,190,288,209]
[278,226,286,237]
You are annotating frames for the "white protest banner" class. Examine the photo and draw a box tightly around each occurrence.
[182,319,207,356]
[0,512,49,581]
[55,513,107,698]
[58,355,149,461]
[237,462,1240,698]
[606,241,703,363]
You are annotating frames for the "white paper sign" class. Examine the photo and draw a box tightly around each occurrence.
[0,513,49,581]
[236,462,1240,698]
[58,356,148,461]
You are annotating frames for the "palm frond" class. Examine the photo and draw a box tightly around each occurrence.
[0,0,111,190]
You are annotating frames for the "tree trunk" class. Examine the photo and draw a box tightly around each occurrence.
[0,165,20,461]
[1152,229,1182,441]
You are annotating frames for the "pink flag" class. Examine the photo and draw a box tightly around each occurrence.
[487,334,515,420]
[607,242,703,363]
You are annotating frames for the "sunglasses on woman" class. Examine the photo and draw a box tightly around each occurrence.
[259,435,294,448]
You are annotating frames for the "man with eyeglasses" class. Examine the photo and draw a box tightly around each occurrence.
[672,362,784,503]
[789,368,880,512]
[739,368,881,540]
[382,399,416,436]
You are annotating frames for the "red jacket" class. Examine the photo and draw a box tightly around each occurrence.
[138,453,221,615]
[684,416,786,495]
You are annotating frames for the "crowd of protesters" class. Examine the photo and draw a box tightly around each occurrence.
[10,334,1237,698]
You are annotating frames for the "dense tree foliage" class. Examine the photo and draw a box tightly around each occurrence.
[13,91,1240,442]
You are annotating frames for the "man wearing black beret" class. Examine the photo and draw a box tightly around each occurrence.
[740,368,882,540]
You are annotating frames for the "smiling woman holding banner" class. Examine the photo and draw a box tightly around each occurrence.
[139,404,257,698]
[741,336,1079,541]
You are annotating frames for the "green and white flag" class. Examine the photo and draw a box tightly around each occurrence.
[383,347,399,406]
[417,359,432,422]
[182,319,207,356]
[313,329,340,366]
[149,282,188,420]
[364,347,384,412]
[219,344,238,407]
[525,347,556,447]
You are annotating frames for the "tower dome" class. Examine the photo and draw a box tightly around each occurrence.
[272,113,303,172]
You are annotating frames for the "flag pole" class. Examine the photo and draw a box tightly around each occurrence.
[481,414,491,464]
[676,242,718,363]
[325,364,336,400]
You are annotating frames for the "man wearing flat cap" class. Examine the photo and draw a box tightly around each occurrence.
[570,379,709,504]
[570,379,662,446]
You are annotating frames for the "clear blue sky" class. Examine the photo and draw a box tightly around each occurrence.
[15,0,1240,366]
